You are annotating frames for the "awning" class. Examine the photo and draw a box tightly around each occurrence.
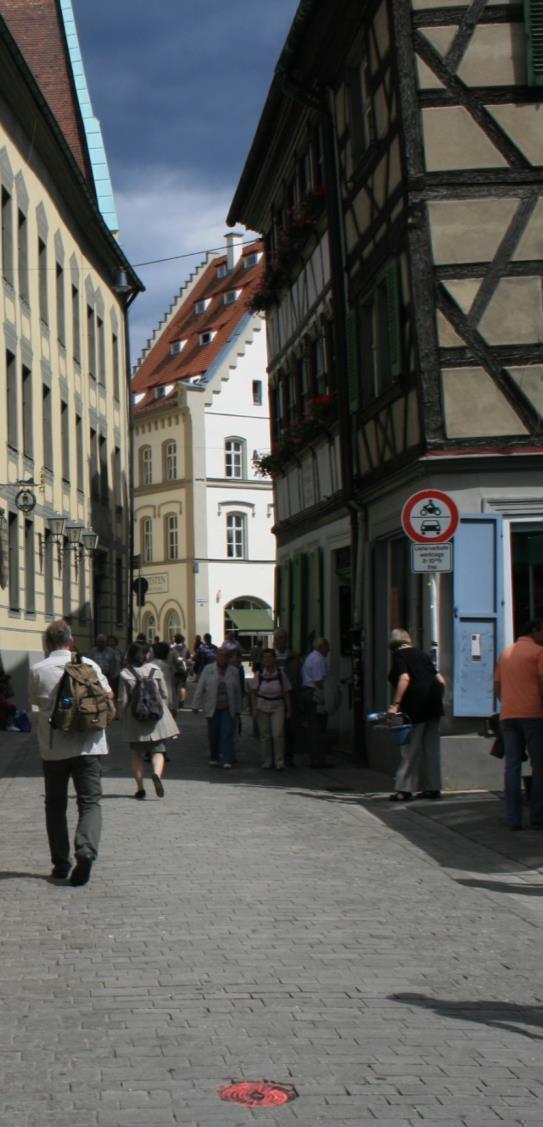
[228,609,274,632]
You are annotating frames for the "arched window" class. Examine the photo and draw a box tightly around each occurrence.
[141,517,153,563]
[166,514,178,560]
[140,445,152,486]
[165,609,181,640]
[226,512,246,559]
[142,611,156,644]
[164,440,177,481]
[225,437,245,479]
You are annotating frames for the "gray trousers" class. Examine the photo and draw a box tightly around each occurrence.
[42,755,102,867]
[394,718,441,793]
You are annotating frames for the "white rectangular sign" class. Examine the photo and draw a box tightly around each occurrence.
[411,543,453,573]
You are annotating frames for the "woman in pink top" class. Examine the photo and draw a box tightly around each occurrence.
[252,649,292,770]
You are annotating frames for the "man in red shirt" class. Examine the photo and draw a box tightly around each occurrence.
[494,620,543,830]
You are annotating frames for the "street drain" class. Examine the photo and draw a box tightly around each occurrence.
[218,1081,298,1107]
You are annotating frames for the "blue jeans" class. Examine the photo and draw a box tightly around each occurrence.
[207,709,234,766]
[502,718,543,827]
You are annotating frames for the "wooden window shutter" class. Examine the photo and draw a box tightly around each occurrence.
[313,547,324,638]
[346,308,360,413]
[385,260,402,379]
[525,0,543,84]
[291,554,303,652]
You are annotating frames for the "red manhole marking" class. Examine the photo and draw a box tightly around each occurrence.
[219,1081,298,1107]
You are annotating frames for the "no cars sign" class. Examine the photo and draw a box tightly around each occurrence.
[401,489,459,545]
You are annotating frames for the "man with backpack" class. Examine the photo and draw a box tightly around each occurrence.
[28,619,115,886]
[193,633,218,678]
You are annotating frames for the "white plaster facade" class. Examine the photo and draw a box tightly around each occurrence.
[132,254,275,650]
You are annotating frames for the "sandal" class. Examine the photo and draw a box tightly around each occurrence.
[388,791,412,802]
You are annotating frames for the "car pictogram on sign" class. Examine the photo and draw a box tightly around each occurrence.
[401,489,459,544]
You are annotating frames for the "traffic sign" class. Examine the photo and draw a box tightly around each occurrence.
[401,489,459,545]
[411,543,453,573]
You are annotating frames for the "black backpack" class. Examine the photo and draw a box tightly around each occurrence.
[129,666,164,722]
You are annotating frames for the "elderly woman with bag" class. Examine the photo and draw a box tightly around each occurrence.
[387,628,445,802]
[118,641,179,800]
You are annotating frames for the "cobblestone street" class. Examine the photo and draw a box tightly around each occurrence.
[1,706,543,1127]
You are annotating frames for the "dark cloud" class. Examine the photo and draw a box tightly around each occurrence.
[72,0,298,190]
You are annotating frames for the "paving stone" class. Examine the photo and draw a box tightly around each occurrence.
[1,716,543,1126]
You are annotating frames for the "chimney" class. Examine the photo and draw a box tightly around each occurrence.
[225,231,243,273]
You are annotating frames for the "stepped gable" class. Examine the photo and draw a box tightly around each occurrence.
[0,0,93,183]
[132,241,264,415]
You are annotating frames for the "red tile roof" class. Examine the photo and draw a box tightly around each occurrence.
[132,241,265,415]
[0,0,93,183]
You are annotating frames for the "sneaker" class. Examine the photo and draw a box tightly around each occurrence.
[70,855,93,887]
[134,789,146,800]
[209,759,220,767]
[152,773,165,797]
[50,863,70,880]
[223,763,232,769]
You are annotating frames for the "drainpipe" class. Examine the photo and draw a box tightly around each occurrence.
[275,70,366,761]
[113,271,139,646]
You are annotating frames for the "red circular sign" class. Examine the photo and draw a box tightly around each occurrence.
[401,489,459,544]
[219,1081,297,1107]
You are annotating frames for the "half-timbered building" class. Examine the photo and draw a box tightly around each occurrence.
[230,0,543,781]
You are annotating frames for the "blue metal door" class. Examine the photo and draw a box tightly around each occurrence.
[453,515,503,716]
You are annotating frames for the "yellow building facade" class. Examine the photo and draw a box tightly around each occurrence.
[0,9,141,701]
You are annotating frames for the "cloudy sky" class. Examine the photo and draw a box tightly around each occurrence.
[72,0,299,364]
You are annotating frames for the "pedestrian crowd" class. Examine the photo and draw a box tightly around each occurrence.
[28,621,339,888]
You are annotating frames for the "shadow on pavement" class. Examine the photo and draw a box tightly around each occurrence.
[389,991,543,1042]
[457,876,543,896]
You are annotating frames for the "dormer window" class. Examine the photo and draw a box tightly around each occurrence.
[244,252,261,269]
[199,330,216,346]
[194,298,211,315]
[216,263,228,279]
[170,339,186,355]
[224,290,240,306]
[154,383,174,400]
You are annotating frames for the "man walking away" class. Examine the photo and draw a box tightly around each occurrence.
[29,620,113,885]
[494,620,543,830]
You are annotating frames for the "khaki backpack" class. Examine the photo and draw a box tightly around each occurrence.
[50,656,116,733]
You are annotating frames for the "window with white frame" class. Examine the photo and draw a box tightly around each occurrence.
[142,517,153,563]
[170,339,186,355]
[225,438,244,478]
[165,440,177,480]
[217,263,227,279]
[141,445,152,486]
[199,330,215,346]
[143,612,156,644]
[244,252,261,269]
[194,298,210,314]
[226,512,246,559]
[223,289,240,305]
[252,380,263,406]
[166,514,178,560]
[165,609,181,639]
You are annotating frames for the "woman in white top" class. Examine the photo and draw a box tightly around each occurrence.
[252,648,292,770]
[118,641,179,799]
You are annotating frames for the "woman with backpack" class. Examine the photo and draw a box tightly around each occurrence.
[118,641,179,799]
[252,648,292,771]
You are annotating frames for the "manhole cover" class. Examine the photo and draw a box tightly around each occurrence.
[218,1081,297,1107]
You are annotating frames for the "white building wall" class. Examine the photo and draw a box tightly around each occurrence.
[203,321,275,641]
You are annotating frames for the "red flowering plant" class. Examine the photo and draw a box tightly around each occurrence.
[247,187,327,314]
[306,393,336,425]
